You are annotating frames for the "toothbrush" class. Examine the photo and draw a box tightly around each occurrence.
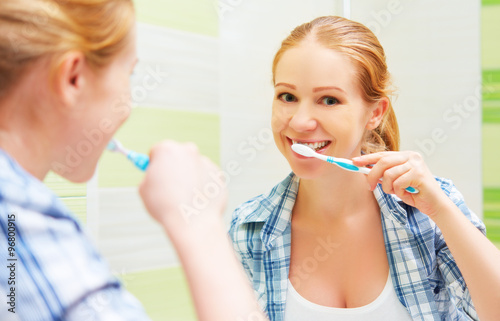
[106,138,149,171]
[291,144,419,194]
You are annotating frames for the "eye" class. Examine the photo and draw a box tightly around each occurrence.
[278,93,297,103]
[321,96,339,106]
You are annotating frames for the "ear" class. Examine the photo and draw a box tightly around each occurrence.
[366,97,389,130]
[53,52,87,109]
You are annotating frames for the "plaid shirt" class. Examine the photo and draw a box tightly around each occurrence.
[0,149,150,321]
[230,172,485,321]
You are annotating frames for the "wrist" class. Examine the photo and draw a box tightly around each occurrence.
[426,196,460,225]
[161,212,227,250]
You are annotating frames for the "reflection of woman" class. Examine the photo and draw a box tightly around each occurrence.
[0,1,265,320]
[230,16,500,321]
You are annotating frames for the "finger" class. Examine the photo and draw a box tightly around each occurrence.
[149,140,175,162]
[352,151,392,167]
[380,163,411,195]
[393,171,418,207]
[138,179,146,200]
[366,153,408,190]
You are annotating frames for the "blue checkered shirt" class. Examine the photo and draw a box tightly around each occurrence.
[0,149,150,320]
[229,172,485,321]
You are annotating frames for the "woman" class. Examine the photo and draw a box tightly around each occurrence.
[0,1,266,320]
[230,16,500,321]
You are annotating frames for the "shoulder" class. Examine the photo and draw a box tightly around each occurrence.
[230,173,296,226]
[229,173,297,246]
[0,203,118,319]
[0,149,70,219]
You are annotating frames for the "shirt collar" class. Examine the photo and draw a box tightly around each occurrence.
[240,172,298,225]
[373,184,409,225]
[239,172,409,250]
[240,172,298,251]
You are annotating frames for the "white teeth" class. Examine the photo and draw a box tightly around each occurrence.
[292,140,330,151]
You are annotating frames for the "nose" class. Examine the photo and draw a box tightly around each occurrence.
[289,103,317,132]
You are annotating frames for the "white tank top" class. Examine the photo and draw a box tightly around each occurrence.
[284,274,413,321]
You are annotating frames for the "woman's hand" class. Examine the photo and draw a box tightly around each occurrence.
[353,151,452,217]
[139,140,227,235]
[139,142,268,321]
[355,152,500,321]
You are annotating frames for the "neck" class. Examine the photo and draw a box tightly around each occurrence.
[294,168,379,225]
[0,92,54,181]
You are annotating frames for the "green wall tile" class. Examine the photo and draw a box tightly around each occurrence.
[483,0,500,5]
[60,197,87,224]
[123,266,196,321]
[484,186,500,249]
[44,172,87,224]
[44,172,87,198]
[482,124,500,187]
[481,6,500,69]
[99,107,220,188]
[483,70,500,122]
[133,0,219,37]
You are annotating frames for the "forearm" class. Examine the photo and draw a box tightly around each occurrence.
[165,217,267,321]
[431,200,500,321]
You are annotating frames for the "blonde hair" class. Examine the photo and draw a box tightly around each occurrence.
[272,16,400,153]
[0,0,134,97]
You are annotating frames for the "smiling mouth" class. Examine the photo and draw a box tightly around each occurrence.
[291,139,332,151]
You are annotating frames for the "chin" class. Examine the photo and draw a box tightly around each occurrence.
[67,171,96,184]
[52,162,98,183]
[290,162,326,180]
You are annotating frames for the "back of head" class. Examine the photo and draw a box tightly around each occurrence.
[0,0,134,98]
[272,16,400,153]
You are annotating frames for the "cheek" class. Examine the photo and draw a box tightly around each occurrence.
[271,105,289,133]
[108,89,132,124]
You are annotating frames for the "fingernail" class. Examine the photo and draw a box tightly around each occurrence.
[353,157,360,162]
[367,183,372,191]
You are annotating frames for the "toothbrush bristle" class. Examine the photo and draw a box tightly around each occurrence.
[107,138,128,155]
[291,144,316,157]
[106,140,117,151]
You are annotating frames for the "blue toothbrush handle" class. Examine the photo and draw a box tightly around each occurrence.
[404,186,419,194]
[127,151,149,171]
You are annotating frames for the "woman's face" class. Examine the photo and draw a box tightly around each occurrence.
[52,26,138,182]
[271,39,381,179]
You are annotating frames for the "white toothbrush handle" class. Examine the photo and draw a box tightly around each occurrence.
[353,164,371,175]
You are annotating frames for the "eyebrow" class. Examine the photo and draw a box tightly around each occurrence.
[275,83,296,90]
[275,83,345,94]
[313,86,346,94]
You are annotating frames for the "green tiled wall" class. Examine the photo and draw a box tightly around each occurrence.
[484,189,500,248]
[44,172,87,224]
[483,0,500,6]
[482,4,500,249]
[98,107,220,188]
[134,0,219,37]
[123,267,197,321]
